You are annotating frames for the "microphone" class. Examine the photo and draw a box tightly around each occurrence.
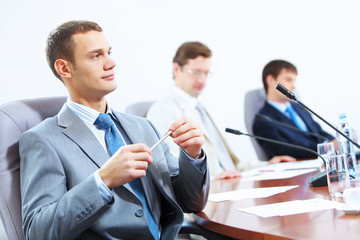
[225,128,325,165]
[255,113,329,142]
[225,128,328,187]
[276,83,360,149]
[276,82,297,100]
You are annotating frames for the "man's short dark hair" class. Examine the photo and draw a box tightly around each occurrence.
[262,60,297,93]
[173,41,212,67]
[45,20,103,81]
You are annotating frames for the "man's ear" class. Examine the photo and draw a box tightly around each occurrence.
[173,62,181,78]
[54,59,72,79]
[266,74,275,87]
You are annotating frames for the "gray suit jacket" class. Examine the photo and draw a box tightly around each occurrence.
[19,105,209,240]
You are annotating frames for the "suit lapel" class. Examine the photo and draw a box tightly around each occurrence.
[266,102,297,127]
[291,102,317,133]
[113,112,146,145]
[57,106,109,168]
[201,107,240,166]
[171,88,216,142]
[113,112,168,196]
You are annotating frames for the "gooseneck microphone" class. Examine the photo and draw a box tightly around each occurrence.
[225,128,325,165]
[276,83,360,149]
[255,113,329,142]
[225,128,328,186]
[276,83,297,100]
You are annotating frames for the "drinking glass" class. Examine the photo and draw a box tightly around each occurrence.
[326,154,351,198]
[317,142,335,159]
[317,142,335,168]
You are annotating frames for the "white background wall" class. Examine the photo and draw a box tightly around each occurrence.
[1,0,360,162]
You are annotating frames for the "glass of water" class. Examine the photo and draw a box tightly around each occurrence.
[326,154,351,198]
[317,142,335,158]
[317,142,335,168]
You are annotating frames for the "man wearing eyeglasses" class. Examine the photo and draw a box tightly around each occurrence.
[147,42,295,180]
[147,42,240,180]
[147,42,247,180]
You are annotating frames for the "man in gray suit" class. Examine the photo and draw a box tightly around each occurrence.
[19,20,209,240]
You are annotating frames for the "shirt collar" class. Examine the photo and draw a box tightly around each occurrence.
[172,85,199,108]
[267,100,291,114]
[66,98,114,125]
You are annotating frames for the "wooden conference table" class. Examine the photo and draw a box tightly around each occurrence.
[192,168,360,240]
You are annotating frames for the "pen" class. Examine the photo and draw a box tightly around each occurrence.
[150,130,173,151]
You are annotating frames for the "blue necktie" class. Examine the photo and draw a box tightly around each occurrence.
[285,106,307,131]
[94,113,159,240]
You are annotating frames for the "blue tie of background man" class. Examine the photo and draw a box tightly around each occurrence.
[285,105,307,131]
[94,113,159,240]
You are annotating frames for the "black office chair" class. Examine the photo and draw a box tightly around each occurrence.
[0,96,67,240]
[178,219,238,239]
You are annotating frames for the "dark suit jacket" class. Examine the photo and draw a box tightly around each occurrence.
[252,101,334,159]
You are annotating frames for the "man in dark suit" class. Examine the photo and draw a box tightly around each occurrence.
[252,60,335,160]
[19,20,209,240]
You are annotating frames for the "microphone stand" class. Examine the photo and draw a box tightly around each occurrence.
[276,83,360,149]
[225,128,331,187]
[256,114,329,142]
[225,128,326,165]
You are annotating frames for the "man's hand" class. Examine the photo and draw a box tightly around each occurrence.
[216,169,241,180]
[268,155,296,164]
[330,139,339,151]
[98,144,153,189]
[169,118,205,159]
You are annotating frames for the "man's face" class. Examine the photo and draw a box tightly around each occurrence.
[65,30,117,102]
[173,56,211,98]
[267,68,297,102]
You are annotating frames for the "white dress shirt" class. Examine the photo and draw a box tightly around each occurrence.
[147,86,242,178]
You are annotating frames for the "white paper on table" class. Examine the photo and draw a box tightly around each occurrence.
[240,160,322,179]
[238,199,342,218]
[242,168,316,182]
[256,159,322,172]
[208,185,299,202]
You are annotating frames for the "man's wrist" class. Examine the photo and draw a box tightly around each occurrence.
[194,149,204,160]
[94,171,114,205]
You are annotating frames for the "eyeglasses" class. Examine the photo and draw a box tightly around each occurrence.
[182,67,212,78]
